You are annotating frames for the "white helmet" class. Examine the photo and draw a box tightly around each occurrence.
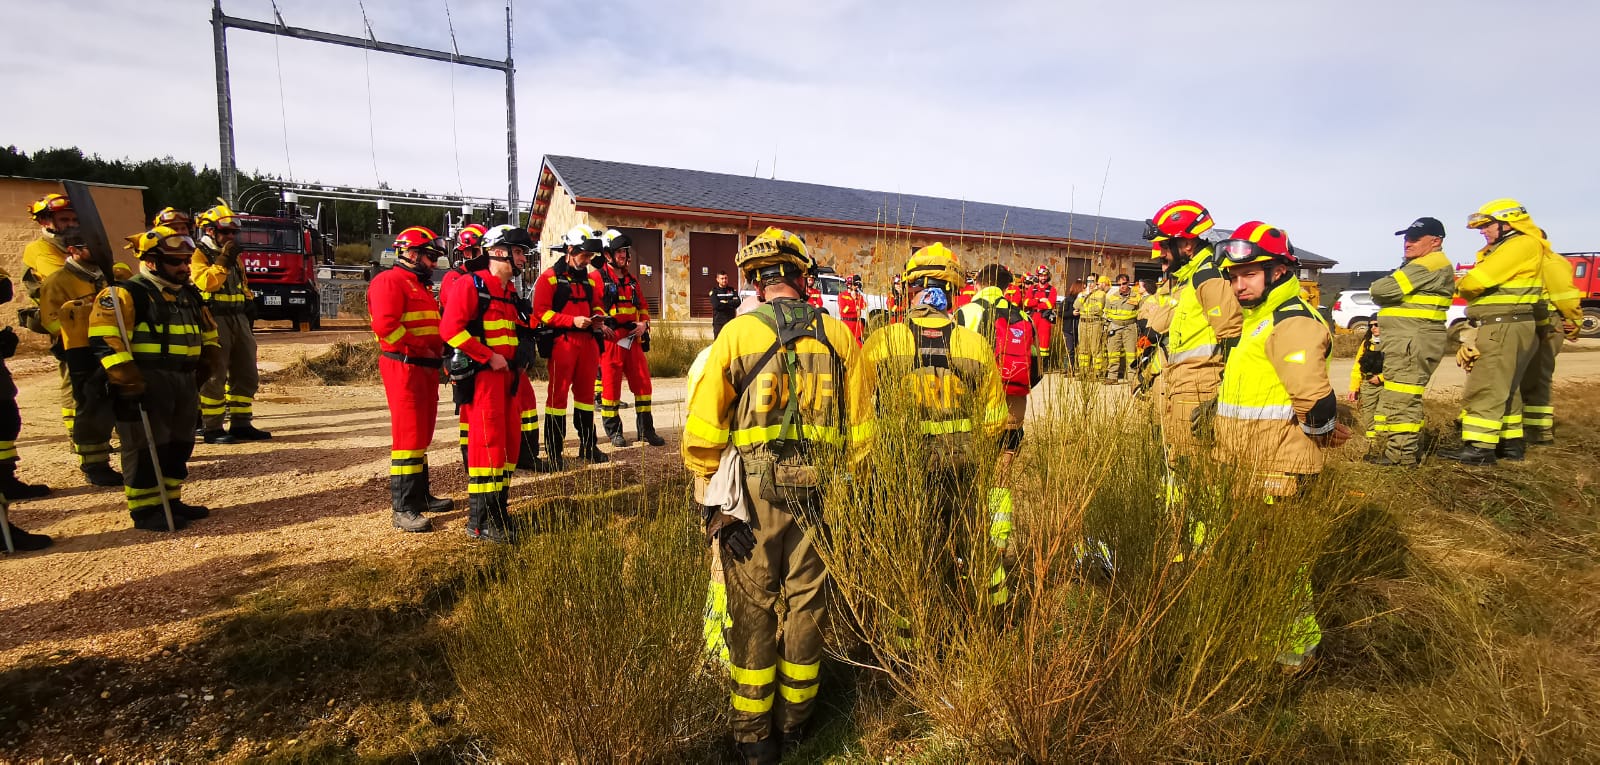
[481,224,534,252]
[560,224,602,253]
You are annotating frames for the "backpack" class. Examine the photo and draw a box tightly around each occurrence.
[734,300,848,504]
[972,296,1038,396]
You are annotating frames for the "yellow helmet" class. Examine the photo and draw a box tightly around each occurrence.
[903,242,962,288]
[735,227,812,281]
[131,225,196,260]
[1466,198,1529,229]
[196,203,240,231]
[152,206,191,228]
[29,193,71,220]
[1097,276,1110,286]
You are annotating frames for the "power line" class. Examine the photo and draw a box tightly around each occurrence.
[443,0,465,196]
[355,0,384,187]
[268,0,295,181]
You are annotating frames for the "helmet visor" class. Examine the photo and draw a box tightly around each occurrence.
[1465,213,1494,230]
[1141,220,1165,241]
[159,234,196,253]
[210,215,241,231]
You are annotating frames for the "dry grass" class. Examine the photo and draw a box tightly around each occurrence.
[270,340,384,386]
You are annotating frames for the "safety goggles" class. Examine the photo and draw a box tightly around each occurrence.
[1217,238,1289,265]
[1141,220,1164,241]
[209,215,241,230]
[1465,213,1495,230]
[413,244,447,261]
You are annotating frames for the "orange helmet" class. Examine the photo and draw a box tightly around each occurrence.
[1217,221,1298,270]
[30,193,71,220]
[1143,200,1214,244]
[393,226,447,257]
[455,223,488,251]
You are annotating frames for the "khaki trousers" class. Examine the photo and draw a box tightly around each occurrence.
[1459,317,1537,446]
[199,312,260,429]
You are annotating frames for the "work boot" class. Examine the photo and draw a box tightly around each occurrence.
[542,414,568,472]
[392,510,431,532]
[1496,438,1526,461]
[1438,443,1498,466]
[0,465,51,500]
[735,737,780,765]
[637,411,667,447]
[464,524,509,543]
[603,415,629,448]
[425,495,454,513]
[575,411,610,464]
[229,423,272,441]
[131,510,187,532]
[81,462,124,487]
[1363,453,1412,467]
[515,432,547,472]
[3,523,52,552]
[202,429,236,445]
[171,501,210,521]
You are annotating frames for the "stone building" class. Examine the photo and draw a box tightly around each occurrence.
[0,177,145,349]
[527,156,1334,322]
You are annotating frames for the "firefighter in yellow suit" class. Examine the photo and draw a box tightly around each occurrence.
[38,229,121,487]
[847,244,1012,644]
[192,204,269,443]
[682,228,858,764]
[1439,199,1573,465]
[89,226,224,531]
[1072,276,1108,374]
[1211,221,1350,668]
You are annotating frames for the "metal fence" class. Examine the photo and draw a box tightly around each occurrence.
[316,266,370,319]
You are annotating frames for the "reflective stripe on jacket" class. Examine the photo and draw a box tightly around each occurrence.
[1372,250,1454,324]
[1215,277,1333,476]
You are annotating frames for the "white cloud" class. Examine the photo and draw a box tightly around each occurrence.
[4,0,1595,268]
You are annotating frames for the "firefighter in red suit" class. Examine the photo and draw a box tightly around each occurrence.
[439,223,486,468]
[368,227,455,533]
[1028,266,1059,371]
[954,277,978,310]
[595,229,666,448]
[534,225,613,470]
[441,225,532,543]
[837,274,865,344]
[806,275,824,308]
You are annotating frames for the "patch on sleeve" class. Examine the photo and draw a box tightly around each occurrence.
[1283,350,1307,364]
[1208,307,1221,316]
[98,293,117,309]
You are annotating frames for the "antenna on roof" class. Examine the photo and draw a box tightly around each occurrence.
[771,144,778,180]
[753,160,760,177]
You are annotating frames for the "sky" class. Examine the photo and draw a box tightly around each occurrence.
[4,0,1596,270]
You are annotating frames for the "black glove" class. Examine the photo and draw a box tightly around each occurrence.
[1042,309,1057,323]
[719,522,756,563]
[0,327,16,359]
[0,277,13,305]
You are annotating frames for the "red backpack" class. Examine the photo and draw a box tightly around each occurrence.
[971,295,1038,396]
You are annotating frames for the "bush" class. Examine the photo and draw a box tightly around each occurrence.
[273,340,382,385]
[334,243,373,265]
[450,481,724,762]
[645,322,705,379]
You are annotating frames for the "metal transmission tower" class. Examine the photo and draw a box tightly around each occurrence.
[209,0,521,220]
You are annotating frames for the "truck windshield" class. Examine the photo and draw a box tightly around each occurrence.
[237,222,303,253]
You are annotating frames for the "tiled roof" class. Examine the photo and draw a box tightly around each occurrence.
[543,155,1334,266]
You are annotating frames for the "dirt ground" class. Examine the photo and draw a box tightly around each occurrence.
[1,326,1596,759]
[0,324,694,673]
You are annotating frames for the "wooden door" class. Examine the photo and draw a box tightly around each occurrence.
[617,227,662,316]
[689,232,738,318]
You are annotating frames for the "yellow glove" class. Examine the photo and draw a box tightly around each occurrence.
[1455,326,1480,371]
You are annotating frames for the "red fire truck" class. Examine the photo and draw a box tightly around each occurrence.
[236,214,328,330]
[1566,252,1600,338]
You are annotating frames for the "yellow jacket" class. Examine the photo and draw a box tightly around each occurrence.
[681,298,859,478]
[22,235,66,282]
[191,238,254,314]
[87,272,220,383]
[847,305,1007,450]
[1457,233,1544,318]
[38,259,108,346]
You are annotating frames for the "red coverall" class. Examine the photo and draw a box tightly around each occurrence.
[1028,282,1058,366]
[441,271,521,533]
[806,286,823,309]
[837,288,863,344]
[533,261,607,463]
[368,265,444,515]
[597,262,657,444]
[954,282,977,310]
[438,266,472,464]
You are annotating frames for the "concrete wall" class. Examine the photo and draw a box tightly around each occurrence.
[0,179,145,350]
[535,183,1138,322]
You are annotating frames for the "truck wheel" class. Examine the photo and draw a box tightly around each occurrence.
[1347,317,1370,334]
[1581,307,1600,339]
[310,312,322,331]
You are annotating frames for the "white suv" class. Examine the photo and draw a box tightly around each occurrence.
[1332,288,1468,334]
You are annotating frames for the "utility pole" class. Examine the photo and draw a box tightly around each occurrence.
[212,0,238,205]
[209,1,521,216]
[504,0,519,223]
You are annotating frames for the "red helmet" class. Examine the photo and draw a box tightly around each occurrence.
[455,223,488,252]
[393,226,446,257]
[1143,199,1214,242]
[1217,221,1298,270]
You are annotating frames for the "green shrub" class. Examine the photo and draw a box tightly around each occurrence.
[645,322,705,379]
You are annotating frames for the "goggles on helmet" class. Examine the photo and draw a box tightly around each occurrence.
[209,215,241,231]
[1217,238,1296,267]
[1466,213,1497,230]
[411,241,447,259]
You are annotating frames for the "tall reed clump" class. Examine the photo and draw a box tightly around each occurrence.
[816,372,1375,760]
[644,321,705,379]
[448,476,723,762]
